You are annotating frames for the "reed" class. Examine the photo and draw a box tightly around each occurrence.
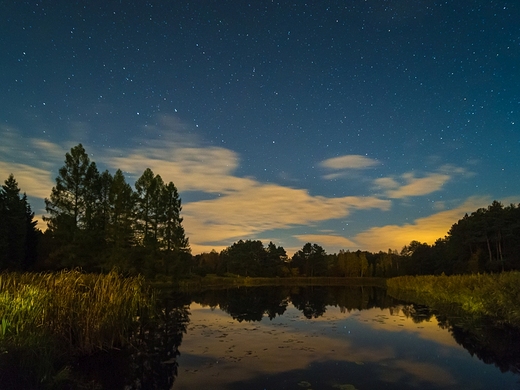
[0,269,152,355]
[386,272,520,326]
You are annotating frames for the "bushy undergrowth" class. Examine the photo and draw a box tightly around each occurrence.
[387,272,520,326]
[0,269,152,387]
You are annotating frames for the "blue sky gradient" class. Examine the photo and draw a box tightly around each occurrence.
[1,1,519,254]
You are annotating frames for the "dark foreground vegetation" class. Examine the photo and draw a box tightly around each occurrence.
[0,270,151,388]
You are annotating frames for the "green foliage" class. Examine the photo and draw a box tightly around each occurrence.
[218,240,288,277]
[444,201,520,273]
[0,269,152,387]
[291,243,327,277]
[387,272,520,326]
[0,269,151,353]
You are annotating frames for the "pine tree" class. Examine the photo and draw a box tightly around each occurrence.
[44,144,100,268]
[160,181,189,252]
[0,174,39,270]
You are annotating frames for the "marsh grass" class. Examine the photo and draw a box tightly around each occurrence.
[0,269,152,386]
[387,272,520,326]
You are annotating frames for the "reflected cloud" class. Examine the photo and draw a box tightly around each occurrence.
[357,306,460,348]
[389,360,457,387]
[176,303,464,390]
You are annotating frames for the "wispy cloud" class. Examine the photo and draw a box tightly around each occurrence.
[103,117,393,253]
[320,155,379,180]
[183,186,389,251]
[0,128,67,171]
[0,162,54,199]
[374,172,451,198]
[320,155,379,170]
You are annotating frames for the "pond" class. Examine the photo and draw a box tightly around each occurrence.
[77,285,520,389]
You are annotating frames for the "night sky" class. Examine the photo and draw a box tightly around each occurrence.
[1,1,519,255]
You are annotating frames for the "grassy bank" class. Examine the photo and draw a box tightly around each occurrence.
[0,269,152,387]
[386,272,520,326]
[170,274,387,291]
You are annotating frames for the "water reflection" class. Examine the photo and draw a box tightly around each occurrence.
[74,286,520,389]
[175,286,520,390]
[72,291,191,389]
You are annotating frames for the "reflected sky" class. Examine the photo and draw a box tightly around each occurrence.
[175,303,519,390]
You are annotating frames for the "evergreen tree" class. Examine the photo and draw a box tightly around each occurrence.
[44,144,100,268]
[134,168,162,250]
[160,181,189,253]
[0,174,39,270]
[264,241,288,276]
[107,169,135,249]
[291,243,327,277]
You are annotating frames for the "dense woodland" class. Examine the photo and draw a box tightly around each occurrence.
[1,144,520,279]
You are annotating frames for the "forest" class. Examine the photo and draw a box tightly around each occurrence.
[1,144,520,279]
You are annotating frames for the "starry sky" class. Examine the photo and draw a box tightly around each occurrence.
[1,1,519,255]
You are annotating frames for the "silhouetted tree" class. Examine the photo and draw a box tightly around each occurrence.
[0,174,39,270]
[291,243,327,277]
[44,144,100,268]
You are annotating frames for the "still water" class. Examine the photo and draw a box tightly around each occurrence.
[78,285,520,389]
[170,286,519,390]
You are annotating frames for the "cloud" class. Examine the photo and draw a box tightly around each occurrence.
[111,139,391,253]
[0,162,55,199]
[0,127,69,169]
[320,155,379,170]
[374,172,451,198]
[353,196,492,251]
[109,145,246,194]
[320,155,380,180]
[101,117,392,252]
[183,185,390,253]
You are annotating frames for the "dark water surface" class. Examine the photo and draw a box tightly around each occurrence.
[82,285,520,389]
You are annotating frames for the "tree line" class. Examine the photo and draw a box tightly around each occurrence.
[1,143,519,278]
[196,200,520,278]
[1,144,189,277]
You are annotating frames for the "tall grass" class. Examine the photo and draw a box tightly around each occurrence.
[0,269,151,354]
[0,269,152,386]
[386,272,520,326]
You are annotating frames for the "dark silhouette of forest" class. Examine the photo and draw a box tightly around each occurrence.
[2,144,520,278]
